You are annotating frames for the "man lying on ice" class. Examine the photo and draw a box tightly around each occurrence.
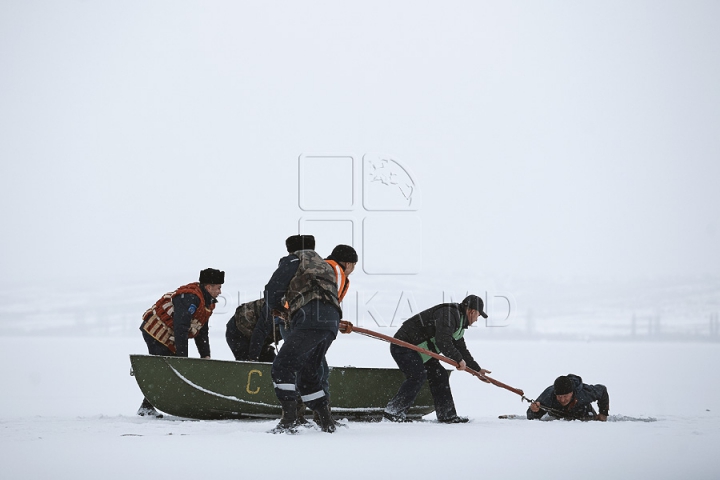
[527,374,610,421]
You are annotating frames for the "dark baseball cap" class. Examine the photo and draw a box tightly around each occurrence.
[462,294,488,318]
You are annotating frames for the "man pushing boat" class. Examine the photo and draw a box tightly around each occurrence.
[265,234,342,433]
[137,268,225,418]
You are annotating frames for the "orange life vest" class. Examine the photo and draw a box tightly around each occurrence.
[326,259,350,302]
[141,282,215,354]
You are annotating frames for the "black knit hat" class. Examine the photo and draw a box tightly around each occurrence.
[329,244,358,263]
[554,375,574,395]
[286,234,315,253]
[199,268,225,285]
[461,294,488,318]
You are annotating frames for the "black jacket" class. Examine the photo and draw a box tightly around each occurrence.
[264,253,340,335]
[172,286,214,358]
[527,374,610,420]
[247,302,279,359]
[264,254,300,313]
[394,303,481,371]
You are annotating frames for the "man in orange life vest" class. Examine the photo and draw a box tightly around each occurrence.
[266,235,342,433]
[137,268,225,417]
[319,244,358,400]
[326,244,357,304]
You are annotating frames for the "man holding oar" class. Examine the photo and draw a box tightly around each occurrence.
[383,295,491,423]
[265,234,342,433]
[527,374,609,421]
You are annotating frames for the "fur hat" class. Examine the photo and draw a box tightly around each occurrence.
[199,268,225,285]
[286,234,315,253]
[554,375,574,395]
[461,294,488,318]
[329,244,358,263]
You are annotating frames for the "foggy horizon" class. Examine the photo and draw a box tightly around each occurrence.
[2,2,718,294]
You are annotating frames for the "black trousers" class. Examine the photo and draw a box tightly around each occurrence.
[225,319,276,362]
[139,329,174,410]
[142,329,174,356]
[385,343,458,421]
[271,328,335,411]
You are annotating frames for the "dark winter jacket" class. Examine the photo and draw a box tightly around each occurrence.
[227,299,281,360]
[285,250,340,317]
[264,251,341,335]
[526,374,610,420]
[141,282,215,357]
[394,303,481,371]
[172,286,215,358]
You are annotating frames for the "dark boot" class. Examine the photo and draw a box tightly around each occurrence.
[382,410,412,423]
[271,400,300,434]
[296,400,309,425]
[438,415,469,424]
[313,401,342,426]
[137,398,163,418]
[313,403,336,433]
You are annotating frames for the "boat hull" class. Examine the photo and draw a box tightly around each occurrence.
[130,355,440,421]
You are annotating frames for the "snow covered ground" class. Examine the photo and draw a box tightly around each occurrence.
[2,332,719,479]
[1,272,720,479]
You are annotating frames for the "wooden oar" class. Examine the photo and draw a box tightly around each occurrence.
[339,320,526,399]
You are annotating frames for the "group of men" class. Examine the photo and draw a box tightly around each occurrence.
[137,233,610,432]
[137,234,356,432]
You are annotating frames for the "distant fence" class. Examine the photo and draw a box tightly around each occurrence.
[3,306,720,342]
[503,311,720,342]
[2,279,719,342]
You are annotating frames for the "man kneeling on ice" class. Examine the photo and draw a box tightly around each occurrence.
[527,374,609,421]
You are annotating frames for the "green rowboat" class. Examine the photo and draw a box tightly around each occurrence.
[130,354,441,421]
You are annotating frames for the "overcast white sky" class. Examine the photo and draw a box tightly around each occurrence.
[1,1,719,289]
